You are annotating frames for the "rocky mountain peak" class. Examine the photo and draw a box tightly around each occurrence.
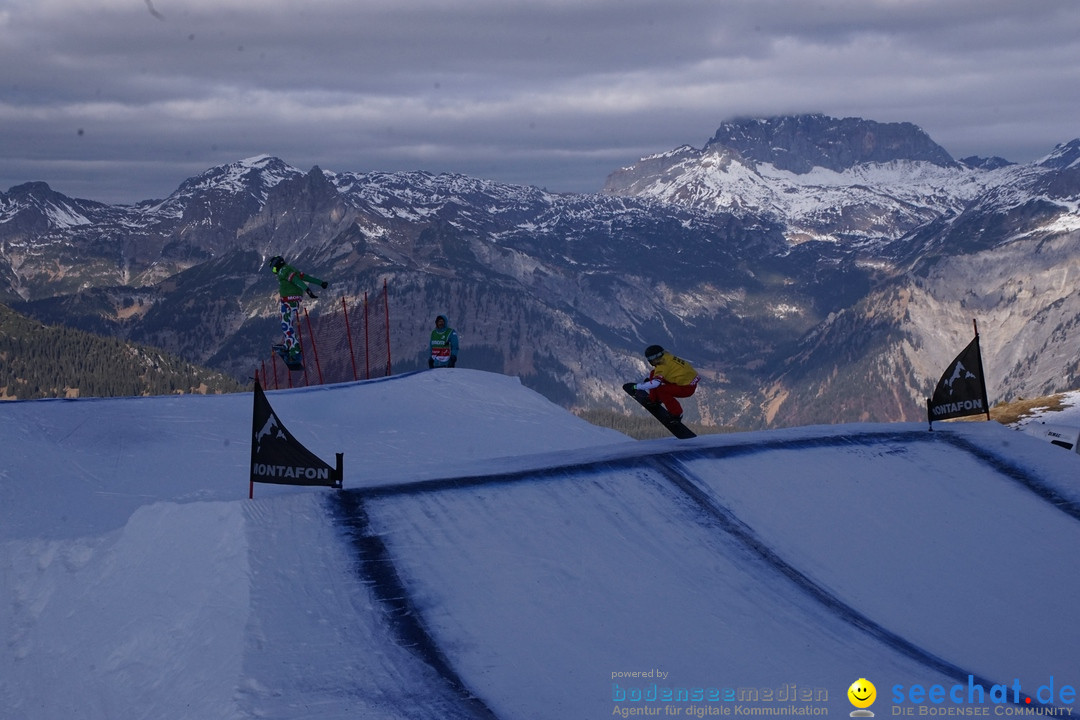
[0,181,105,232]
[603,114,984,247]
[705,114,957,173]
[171,155,301,204]
[959,155,1014,171]
[1038,139,1080,170]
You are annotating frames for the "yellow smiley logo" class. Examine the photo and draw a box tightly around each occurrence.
[848,678,877,709]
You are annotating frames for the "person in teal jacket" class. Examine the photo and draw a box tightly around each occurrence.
[268,255,327,361]
[428,314,459,368]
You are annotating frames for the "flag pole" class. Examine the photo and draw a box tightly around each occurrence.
[249,379,260,499]
[972,319,991,421]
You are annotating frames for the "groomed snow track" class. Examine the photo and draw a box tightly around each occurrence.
[331,429,1080,719]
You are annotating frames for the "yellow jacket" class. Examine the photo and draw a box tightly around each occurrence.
[645,352,698,387]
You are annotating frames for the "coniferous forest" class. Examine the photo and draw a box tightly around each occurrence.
[0,304,244,400]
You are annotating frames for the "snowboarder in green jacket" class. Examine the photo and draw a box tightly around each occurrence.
[269,255,327,362]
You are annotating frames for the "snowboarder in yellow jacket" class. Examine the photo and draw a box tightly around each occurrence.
[632,344,699,421]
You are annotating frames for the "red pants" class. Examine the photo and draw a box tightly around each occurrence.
[648,381,697,417]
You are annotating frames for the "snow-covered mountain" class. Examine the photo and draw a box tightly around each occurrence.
[2,115,1079,428]
[603,115,1017,248]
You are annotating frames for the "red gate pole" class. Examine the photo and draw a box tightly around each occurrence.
[364,291,371,380]
[295,314,309,386]
[303,307,323,385]
[342,297,359,381]
[269,352,285,389]
[383,278,392,376]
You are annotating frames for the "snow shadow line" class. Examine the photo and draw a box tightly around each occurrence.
[670,429,1080,524]
[351,428,1013,495]
[933,432,1080,522]
[329,491,500,720]
[351,430,933,500]
[352,428,1079,526]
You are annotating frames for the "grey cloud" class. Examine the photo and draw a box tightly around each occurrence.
[2,0,1078,203]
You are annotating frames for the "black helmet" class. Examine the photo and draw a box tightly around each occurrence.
[269,255,285,272]
[645,344,664,362]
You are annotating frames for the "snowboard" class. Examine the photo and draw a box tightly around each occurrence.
[622,383,696,439]
[273,344,304,371]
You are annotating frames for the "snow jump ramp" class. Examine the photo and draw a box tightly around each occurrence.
[329,427,1080,719]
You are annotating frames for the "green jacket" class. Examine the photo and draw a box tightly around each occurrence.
[274,263,324,299]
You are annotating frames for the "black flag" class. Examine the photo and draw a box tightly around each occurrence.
[250,379,342,496]
[926,323,990,429]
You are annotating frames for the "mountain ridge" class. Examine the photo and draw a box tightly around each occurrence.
[2,113,1079,428]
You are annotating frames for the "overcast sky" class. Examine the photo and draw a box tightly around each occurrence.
[3,0,1079,204]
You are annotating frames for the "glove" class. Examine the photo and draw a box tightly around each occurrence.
[448,355,457,368]
[320,281,328,289]
[306,288,318,299]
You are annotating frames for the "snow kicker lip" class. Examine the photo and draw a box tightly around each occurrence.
[352,428,1080,525]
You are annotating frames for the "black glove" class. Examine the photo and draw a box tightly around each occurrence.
[306,288,318,299]
[448,355,457,368]
[428,358,435,369]
[320,281,328,289]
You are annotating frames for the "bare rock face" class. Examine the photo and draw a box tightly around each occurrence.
[704,114,957,173]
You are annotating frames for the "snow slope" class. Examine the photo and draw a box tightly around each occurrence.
[2,369,1079,719]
